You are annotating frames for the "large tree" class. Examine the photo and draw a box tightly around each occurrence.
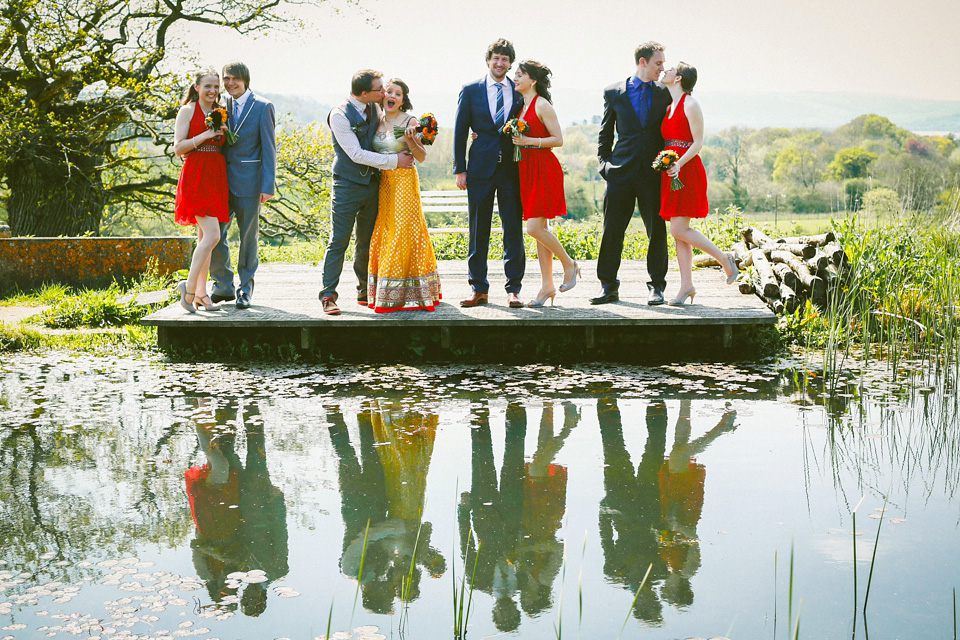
[0,0,338,237]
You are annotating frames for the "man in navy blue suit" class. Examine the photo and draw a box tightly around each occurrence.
[592,42,671,306]
[453,38,526,308]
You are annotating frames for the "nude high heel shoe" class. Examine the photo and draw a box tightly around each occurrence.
[725,253,740,285]
[195,294,222,311]
[668,286,696,306]
[559,261,581,293]
[176,281,196,313]
[527,289,557,308]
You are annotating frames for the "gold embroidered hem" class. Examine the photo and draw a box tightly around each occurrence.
[367,167,442,313]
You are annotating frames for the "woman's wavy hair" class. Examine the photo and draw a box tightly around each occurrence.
[181,67,219,105]
[518,60,552,103]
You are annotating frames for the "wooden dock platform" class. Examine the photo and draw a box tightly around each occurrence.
[142,260,776,361]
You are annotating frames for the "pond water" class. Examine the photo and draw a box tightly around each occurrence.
[0,354,957,640]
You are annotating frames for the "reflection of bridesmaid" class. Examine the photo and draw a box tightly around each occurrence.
[657,401,736,607]
[597,398,668,624]
[185,399,290,616]
[327,404,445,615]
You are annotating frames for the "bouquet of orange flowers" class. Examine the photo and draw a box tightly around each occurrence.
[652,149,683,190]
[501,118,529,161]
[394,112,439,145]
[204,106,239,146]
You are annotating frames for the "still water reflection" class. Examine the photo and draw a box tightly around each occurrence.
[0,355,957,639]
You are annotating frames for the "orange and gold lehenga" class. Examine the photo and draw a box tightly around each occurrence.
[366,130,442,313]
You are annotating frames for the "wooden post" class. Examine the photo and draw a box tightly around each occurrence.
[300,327,312,350]
[585,326,595,349]
[440,326,451,349]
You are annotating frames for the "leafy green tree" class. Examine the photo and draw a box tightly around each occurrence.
[0,0,338,237]
[772,146,819,187]
[828,147,879,180]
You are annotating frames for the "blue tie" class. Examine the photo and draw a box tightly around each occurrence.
[638,82,651,126]
[494,83,505,128]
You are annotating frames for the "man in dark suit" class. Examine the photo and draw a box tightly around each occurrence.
[209,61,276,309]
[454,38,526,308]
[592,42,670,306]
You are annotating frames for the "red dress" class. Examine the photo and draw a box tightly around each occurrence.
[659,93,708,220]
[517,95,567,220]
[175,102,229,226]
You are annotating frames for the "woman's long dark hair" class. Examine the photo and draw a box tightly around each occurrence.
[181,67,219,105]
[518,60,552,103]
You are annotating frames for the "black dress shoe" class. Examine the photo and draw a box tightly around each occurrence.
[589,291,619,305]
[211,291,235,303]
[647,289,665,306]
[235,291,251,309]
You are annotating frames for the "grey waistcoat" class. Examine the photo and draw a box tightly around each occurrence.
[330,101,380,185]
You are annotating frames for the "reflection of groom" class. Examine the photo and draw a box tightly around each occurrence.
[454,38,525,308]
[319,70,414,316]
[593,42,671,306]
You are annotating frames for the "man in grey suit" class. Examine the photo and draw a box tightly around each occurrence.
[209,61,277,309]
[318,69,413,315]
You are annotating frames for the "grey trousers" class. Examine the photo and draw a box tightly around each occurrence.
[210,193,261,297]
[319,177,379,299]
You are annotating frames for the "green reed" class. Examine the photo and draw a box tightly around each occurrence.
[398,518,424,638]
[617,563,652,640]
[452,530,479,640]
[350,520,370,630]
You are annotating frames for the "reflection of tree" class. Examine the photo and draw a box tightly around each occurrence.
[597,398,736,622]
[328,404,445,615]
[459,402,578,632]
[185,399,289,617]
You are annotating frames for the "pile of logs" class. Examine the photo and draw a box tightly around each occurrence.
[695,228,849,314]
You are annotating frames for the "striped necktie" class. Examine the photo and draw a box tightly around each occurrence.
[494,83,505,128]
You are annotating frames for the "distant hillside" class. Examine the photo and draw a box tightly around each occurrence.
[263,90,960,135]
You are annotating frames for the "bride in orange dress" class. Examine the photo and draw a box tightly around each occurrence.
[366,78,442,313]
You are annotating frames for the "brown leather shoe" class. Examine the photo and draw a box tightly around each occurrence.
[507,292,523,308]
[321,295,341,315]
[460,292,489,307]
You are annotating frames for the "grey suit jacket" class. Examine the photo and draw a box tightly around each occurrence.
[225,92,277,199]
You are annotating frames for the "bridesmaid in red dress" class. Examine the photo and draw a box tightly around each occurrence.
[509,61,579,307]
[658,63,738,306]
[173,68,231,313]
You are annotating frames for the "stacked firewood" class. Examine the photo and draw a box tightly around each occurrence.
[695,228,849,314]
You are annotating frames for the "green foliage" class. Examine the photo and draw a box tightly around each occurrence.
[41,287,149,329]
[861,187,900,217]
[828,147,879,180]
[844,179,871,212]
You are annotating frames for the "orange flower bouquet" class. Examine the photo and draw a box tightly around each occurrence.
[204,106,238,146]
[394,112,439,145]
[652,149,683,190]
[501,117,529,161]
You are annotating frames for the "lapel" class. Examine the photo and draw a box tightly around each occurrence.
[507,77,523,119]
[233,92,256,134]
[615,78,643,128]
[475,78,496,128]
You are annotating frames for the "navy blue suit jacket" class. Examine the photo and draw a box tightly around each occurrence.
[597,79,671,185]
[453,77,523,180]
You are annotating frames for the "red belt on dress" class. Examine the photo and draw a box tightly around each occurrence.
[664,139,692,148]
[195,144,220,152]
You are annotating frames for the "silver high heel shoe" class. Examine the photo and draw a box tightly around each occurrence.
[195,294,222,311]
[176,281,196,313]
[725,253,739,285]
[668,286,696,306]
[559,261,581,293]
[527,289,557,308]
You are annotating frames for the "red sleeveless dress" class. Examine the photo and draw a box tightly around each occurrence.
[174,102,229,226]
[517,95,567,220]
[659,93,708,220]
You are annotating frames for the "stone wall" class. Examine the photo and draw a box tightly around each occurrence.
[0,236,194,289]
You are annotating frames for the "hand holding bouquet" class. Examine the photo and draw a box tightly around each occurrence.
[652,149,684,190]
[204,106,239,146]
[394,112,439,145]
[501,118,529,161]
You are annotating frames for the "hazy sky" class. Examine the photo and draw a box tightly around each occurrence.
[181,0,960,104]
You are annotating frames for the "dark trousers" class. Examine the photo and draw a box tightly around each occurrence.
[466,163,525,294]
[597,176,668,293]
[320,178,379,299]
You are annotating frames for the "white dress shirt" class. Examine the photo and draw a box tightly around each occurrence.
[485,74,513,124]
[328,95,398,171]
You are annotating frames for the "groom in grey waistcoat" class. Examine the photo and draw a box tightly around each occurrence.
[318,69,413,315]
[209,60,277,309]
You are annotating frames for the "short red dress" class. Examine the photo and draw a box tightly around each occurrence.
[174,102,229,226]
[517,95,567,220]
[659,93,708,220]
